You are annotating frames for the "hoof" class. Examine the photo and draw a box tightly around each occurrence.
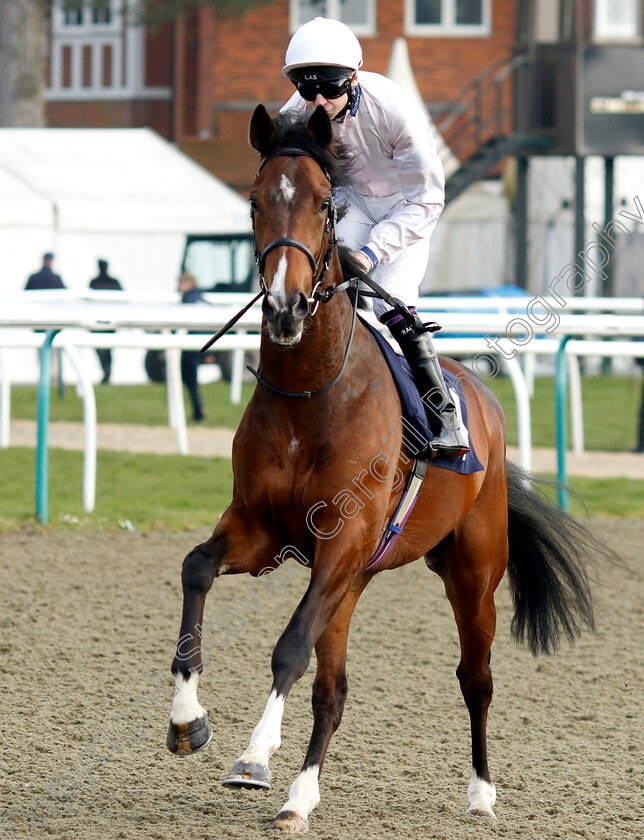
[222,760,271,791]
[467,806,497,819]
[272,810,309,834]
[166,714,212,756]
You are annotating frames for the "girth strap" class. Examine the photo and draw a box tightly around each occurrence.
[366,458,427,570]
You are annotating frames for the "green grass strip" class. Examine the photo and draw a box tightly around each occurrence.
[0,447,233,533]
[9,374,643,451]
[1,447,642,532]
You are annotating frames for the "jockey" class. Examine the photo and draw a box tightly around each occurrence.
[281,17,469,458]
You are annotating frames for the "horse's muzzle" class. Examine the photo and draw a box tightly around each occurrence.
[262,290,309,345]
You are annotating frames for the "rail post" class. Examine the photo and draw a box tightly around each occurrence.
[555,335,571,511]
[36,330,61,523]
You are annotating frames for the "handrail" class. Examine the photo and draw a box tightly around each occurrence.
[435,53,535,179]
[4,292,644,314]
[3,302,644,518]
[434,57,510,133]
[436,54,529,137]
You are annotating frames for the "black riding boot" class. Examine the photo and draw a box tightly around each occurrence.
[383,309,470,459]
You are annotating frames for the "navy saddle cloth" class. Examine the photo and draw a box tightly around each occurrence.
[362,318,484,475]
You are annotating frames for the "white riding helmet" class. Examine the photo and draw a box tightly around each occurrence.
[282,17,363,77]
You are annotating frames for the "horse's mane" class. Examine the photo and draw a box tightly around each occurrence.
[273,111,353,189]
[272,112,370,308]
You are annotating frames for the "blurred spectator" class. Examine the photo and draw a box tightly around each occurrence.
[25,252,65,289]
[89,259,122,384]
[179,271,208,422]
[90,258,121,293]
[634,395,644,453]
[634,350,644,453]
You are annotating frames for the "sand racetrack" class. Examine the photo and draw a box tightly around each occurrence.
[0,518,642,840]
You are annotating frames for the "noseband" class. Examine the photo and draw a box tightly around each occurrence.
[252,147,339,314]
[199,146,355,361]
[245,146,361,399]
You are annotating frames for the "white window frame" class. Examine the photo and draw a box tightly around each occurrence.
[47,0,170,101]
[289,0,377,37]
[593,0,641,42]
[404,0,492,38]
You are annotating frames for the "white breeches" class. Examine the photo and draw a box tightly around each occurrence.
[335,187,434,320]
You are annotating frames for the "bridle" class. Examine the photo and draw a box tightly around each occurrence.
[198,146,357,366]
[200,146,420,390]
[252,147,348,316]
[247,146,360,399]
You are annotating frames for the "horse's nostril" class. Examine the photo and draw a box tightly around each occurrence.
[262,292,280,321]
[262,288,308,342]
[295,292,309,319]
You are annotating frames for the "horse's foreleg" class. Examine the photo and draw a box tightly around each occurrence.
[222,541,363,800]
[441,520,507,819]
[272,579,367,834]
[167,512,279,757]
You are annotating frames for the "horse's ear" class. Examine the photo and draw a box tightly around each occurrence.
[307,105,333,148]
[249,104,277,155]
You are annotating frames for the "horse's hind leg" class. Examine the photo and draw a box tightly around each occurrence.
[167,506,280,757]
[435,499,508,818]
[272,579,367,834]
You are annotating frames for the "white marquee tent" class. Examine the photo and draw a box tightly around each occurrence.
[0,128,252,296]
[386,38,510,293]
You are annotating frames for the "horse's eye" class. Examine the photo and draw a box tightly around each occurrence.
[249,197,258,213]
[320,198,331,213]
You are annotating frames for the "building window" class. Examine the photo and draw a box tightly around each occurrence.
[290,0,376,36]
[57,0,117,32]
[92,0,113,25]
[405,0,491,36]
[594,0,641,41]
[47,0,168,100]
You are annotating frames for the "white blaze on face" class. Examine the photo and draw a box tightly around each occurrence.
[237,690,285,766]
[280,765,321,820]
[279,174,296,203]
[170,671,206,724]
[271,253,288,307]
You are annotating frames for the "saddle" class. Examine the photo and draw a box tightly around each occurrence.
[361,317,484,475]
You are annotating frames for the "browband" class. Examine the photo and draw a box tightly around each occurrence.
[257,147,331,182]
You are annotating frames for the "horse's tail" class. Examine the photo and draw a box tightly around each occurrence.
[505,459,602,656]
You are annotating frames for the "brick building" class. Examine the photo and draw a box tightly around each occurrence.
[42,2,644,297]
[45,0,515,193]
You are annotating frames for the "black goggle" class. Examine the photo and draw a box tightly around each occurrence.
[294,77,353,102]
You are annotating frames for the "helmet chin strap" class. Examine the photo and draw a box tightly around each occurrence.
[332,83,357,122]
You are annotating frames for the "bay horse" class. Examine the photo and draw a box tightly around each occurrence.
[167,104,602,834]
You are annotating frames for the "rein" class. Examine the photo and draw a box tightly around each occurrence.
[248,147,361,399]
[200,147,340,356]
[204,145,362,399]
[201,146,429,397]
[252,147,337,298]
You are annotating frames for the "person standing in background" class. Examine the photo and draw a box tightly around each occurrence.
[24,252,66,381]
[179,271,209,422]
[89,259,123,384]
[25,252,65,290]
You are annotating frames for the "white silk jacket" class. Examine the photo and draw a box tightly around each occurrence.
[282,71,445,268]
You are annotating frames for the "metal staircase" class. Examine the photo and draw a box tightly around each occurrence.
[435,55,551,205]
